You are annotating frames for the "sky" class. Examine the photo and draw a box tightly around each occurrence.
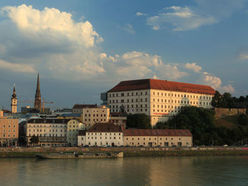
[0,0,248,110]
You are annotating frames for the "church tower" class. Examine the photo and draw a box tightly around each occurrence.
[34,73,41,111]
[11,85,17,113]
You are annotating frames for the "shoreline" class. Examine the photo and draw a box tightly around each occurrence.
[1,147,248,158]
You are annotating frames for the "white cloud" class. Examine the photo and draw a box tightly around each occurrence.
[185,63,202,72]
[0,59,36,73]
[136,12,146,16]
[147,6,216,31]
[2,4,102,48]
[202,72,222,89]
[146,0,245,31]
[219,84,235,93]
[0,4,234,94]
[121,24,135,34]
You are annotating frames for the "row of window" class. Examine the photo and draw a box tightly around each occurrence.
[29,134,64,137]
[28,125,66,128]
[109,98,148,104]
[108,91,212,100]
[109,91,148,97]
[152,92,212,100]
[0,129,16,133]
[29,129,66,132]
[127,142,184,146]
[0,134,16,138]
[84,109,107,113]
[87,133,122,136]
[84,118,106,122]
[0,125,17,128]
[87,137,121,140]
[84,114,107,117]
[126,137,181,141]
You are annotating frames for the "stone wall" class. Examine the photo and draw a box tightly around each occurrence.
[215,108,247,119]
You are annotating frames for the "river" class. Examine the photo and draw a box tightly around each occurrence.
[0,156,248,186]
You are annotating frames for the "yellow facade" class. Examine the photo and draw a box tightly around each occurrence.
[80,106,110,129]
[66,119,85,146]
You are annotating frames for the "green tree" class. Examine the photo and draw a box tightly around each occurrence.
[30,135,39,145]
[238,114,248,125]
[126,114,151,129]
[166,106,215,145]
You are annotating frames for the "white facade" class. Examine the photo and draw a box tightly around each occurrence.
[85,131,123,147]
[77,123,123,147]
[124,135,192,147]
[26,119,68,147]
[107,80,215,126]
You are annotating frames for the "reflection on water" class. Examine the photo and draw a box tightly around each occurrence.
[0,156,248,186]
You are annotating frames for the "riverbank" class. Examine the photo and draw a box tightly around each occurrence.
[1,147,248,158]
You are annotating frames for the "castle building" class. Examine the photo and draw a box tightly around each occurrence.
[107,79,215,126]
[34,73,41,111]
[11,85,17,113]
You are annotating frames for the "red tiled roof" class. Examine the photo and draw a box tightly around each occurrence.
[108,79,215,95]
[87,123,123,132]
[72,104,97,109]
[124,129,192,137]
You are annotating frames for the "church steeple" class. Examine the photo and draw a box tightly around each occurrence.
[11,84,17,113]
[34,73,41,111]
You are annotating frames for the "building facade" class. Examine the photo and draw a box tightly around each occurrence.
[124,129,192,147]
[80,105,110,129]
[66,119,85,146]
[26,118,69,147]
[107,79,215,126]
[78,123,123,147]
[0,110,19,146]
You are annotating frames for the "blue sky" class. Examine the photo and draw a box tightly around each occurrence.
[0,0,248,110]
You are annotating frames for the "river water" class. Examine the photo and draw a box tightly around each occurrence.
[0,156,248,186]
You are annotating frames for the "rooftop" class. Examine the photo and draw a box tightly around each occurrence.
[72,104,98,109]
[87,123,123,133]
[108,79,215,95]
[27,118,70,124]
[124,129,192,137]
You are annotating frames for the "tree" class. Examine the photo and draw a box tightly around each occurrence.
[238,114,248,125]
[163,106,215,145]
[126,114,151,129]
[211,91,222,107]
[30,135,39,145]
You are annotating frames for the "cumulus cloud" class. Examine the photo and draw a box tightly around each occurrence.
[146,0,245,31]
[2,4,102,48]
[185,63,202,72]
[0,4,234,94]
